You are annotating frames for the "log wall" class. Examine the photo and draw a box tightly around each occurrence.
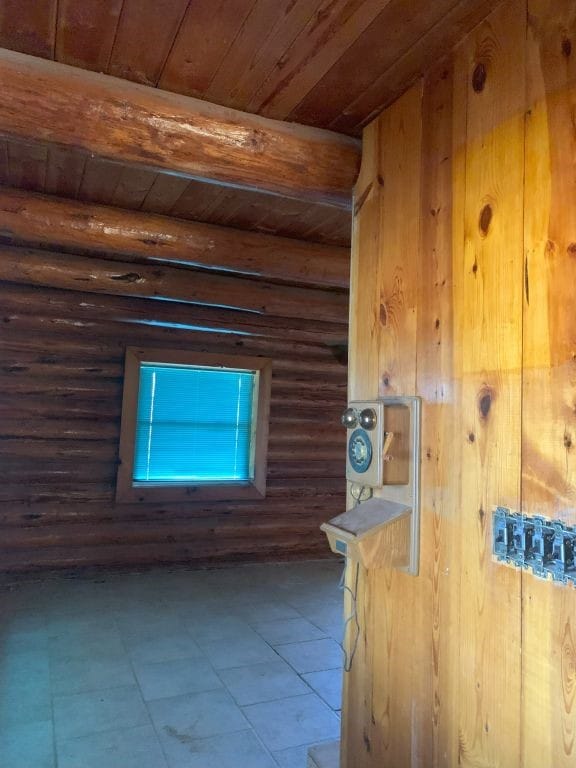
[343,0,576,766]
[0,200,348,572]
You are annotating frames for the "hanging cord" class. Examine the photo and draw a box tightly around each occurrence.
[338,484,366,672]
[339,558,361,673]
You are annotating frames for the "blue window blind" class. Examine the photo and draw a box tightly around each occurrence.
[133,364,256,484]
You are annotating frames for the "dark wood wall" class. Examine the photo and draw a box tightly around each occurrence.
[0,204,348,572]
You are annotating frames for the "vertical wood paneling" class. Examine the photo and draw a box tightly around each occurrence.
[522,1,576,765]
[418,59,459,768]
[344,83,425,768]
[342,111,385,768]
[372,81,427,768]
[454,2,525,765]
[330,0,576,762]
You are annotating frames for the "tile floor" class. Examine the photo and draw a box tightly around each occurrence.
[0,559,344,768]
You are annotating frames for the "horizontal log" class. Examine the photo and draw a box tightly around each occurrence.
[0,49,360,207]
[1,310,346,366]
[0,539,332,572]
[0,516,331,549]
[0,393,345,422]
[0,475,344,499]
[1,453,342,480]
[0,282,348,345]
[0,245,348,324]
[0,188,350,288]
[0,497,343,527]
[1,419,120,440]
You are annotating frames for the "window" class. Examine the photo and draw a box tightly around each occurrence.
[116,348,271,502]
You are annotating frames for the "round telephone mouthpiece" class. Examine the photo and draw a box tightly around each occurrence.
[359,408,377,430]
[341,408,358,428]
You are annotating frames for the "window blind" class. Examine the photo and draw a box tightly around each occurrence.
[133,363,256,483]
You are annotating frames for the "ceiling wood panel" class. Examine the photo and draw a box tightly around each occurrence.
[111,167,157,210]
[288,0,462,127]
[108,0,190,87]
[6,142,48,191]
[45,148,86,199]
[157,0,257,98]
[203,0,306,105]
[245,0,389,117]
[327,0,504,133]
[55,0,123,72]
[139,175,191,216]
[0,0,57,59]
[213,0,326,111]
[78,157,124,206]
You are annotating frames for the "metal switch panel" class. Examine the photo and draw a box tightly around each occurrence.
[493,507,576,585]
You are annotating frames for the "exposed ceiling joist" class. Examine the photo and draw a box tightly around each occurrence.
[0,49,360,209]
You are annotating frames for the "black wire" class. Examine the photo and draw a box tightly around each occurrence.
[350,484,367,505]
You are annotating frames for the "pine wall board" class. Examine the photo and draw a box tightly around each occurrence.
[344,0,576,765]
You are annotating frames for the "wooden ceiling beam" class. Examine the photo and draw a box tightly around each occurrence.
[0,49,360,209]
[0,187,350,289]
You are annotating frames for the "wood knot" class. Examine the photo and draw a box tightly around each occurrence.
[478,386,495,420]
[468,432,476,443]
[363,730,372,753]
[382,373,390,388]
[564,431,573,449]
[472,260,478,275]
[479,204,493,236]
[562,38,572,58]
[567,243,576,257]
[4,364,27,373]
[479,508,486,522]
[110,272,142,283]
[472,62,487,93]
[435,318,440,330]
[380,303,389,327]
[377,174,384,187]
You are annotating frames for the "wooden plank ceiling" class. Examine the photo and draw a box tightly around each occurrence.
[0,0,501,245]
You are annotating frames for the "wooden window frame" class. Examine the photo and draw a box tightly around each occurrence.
[116,347,272,503]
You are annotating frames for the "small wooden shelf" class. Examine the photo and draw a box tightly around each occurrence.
[321,497,411,570]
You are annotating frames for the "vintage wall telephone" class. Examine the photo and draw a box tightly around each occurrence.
[322,397,421,574]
